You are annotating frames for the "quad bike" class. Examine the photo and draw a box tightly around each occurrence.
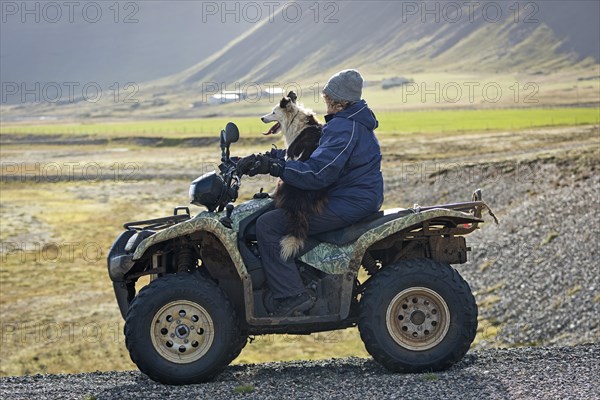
[108,122,497,385]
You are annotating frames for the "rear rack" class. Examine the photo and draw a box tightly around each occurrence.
[124,207,191,231]
[411,189,499,235]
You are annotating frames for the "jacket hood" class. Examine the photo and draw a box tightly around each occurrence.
[327,99,378,130]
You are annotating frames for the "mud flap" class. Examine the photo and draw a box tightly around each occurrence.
[429,236,467,264]
[113,281,135,319]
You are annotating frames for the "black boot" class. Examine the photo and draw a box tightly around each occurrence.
[272,292,315,316]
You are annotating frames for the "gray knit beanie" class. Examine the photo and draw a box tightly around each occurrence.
[323,69,363,102]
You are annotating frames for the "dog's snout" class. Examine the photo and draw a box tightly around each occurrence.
[261,117,266,122]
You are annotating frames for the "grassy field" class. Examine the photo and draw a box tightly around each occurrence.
[0,108,598,377]
[2,69,598,121]
[1,108,598,137]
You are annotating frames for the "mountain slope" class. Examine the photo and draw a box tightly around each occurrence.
[166,0,599,88]
[2,1,598,118]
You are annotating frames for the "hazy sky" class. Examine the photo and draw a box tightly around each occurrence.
[0,2,255,89]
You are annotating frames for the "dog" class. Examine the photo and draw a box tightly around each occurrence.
[261,91,327,260]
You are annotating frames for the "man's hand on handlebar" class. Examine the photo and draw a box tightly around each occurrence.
[236,154,256,176]
[236,153,284,177]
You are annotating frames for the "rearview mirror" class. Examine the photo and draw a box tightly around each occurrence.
[221,122,239,147]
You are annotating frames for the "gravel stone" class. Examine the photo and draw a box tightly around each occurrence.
[385,148,600,348]
[1,345,598,400]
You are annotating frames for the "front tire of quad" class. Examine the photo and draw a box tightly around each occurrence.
[124,273,247,384]
[358,258,477,372]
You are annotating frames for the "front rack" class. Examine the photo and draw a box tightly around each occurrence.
[124,207,191,231]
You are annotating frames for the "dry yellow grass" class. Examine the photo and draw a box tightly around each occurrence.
[1,121,598,376]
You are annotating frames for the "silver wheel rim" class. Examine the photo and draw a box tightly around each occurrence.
[386,287,450,351]
[150,300,214,364]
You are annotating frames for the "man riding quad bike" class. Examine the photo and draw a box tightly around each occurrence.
[107,119,497,384]
[236,70,384,317]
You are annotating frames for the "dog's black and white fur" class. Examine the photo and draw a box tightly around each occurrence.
[261,91,327,259]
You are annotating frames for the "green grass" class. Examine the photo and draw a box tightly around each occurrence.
[479,260,494,272]
[376,108,599,135]
[422,373,439,382]
[1,108,598,138]
[472,318,502,347]
[566,285,582,297]
[541,232,560,245]
[233,384,256,394]
[0,117,263,138]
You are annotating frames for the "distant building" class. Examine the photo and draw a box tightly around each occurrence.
[221,90,245,98]
[205,87,286,105]
[208,93,240,105]
[382,77,414,90]
[263,87,284,96]
[188,100,204,108]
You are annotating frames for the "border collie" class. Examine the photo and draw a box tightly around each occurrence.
[261,91,327,259]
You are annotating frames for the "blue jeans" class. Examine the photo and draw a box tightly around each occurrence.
[256,207,349,299]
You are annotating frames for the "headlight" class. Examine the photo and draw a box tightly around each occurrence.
[189,171,227,211]
[124,230,154,253]
[124,232,140,253]
[188,182,197,204]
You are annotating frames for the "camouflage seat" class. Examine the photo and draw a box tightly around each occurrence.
[310,209,415,246]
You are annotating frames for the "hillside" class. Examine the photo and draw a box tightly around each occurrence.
[171,0,600,86]
[1,1,599,119]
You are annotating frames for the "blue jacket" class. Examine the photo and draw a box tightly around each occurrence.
[281,100,384,223]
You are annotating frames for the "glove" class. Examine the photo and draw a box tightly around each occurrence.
[247,154,285,177]
[236,154,257,175]
[268,148,286,160]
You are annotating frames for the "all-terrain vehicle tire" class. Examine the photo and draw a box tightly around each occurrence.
[358,258,477,372]
[124,273,247,384]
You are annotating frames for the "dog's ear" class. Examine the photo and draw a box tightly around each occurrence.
[280,97,291,108]
[287,91,297,103]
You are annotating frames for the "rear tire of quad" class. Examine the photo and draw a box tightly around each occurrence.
[124,273,247,384]
[358,258,477,373]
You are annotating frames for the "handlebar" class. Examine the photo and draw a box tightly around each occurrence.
[214,158,242,212]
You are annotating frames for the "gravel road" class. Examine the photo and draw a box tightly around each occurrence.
[1,344,598,400]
